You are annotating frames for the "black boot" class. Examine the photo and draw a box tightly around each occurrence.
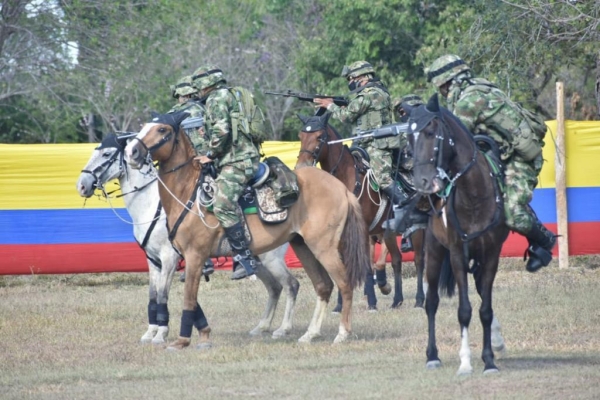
[224,222,262,280]
[381,184,410,207]
[525,220,556,273]
[203,258,215,277]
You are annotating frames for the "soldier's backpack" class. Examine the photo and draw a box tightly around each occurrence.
[228,86,270,150]
[464,78,547,161]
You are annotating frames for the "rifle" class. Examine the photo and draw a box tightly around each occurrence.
[265,89,349,116]
[327,122,409,144]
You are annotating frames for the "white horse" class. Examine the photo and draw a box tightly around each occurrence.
[76,133,300,344]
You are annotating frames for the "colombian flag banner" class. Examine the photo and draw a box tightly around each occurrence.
[1,121,599,275]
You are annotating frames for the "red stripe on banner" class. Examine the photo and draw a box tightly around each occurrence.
[0,222,598,275]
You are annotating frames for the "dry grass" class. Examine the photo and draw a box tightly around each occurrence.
[1,256,600,400]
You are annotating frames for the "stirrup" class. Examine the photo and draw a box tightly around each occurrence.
[248,162,270,188]
[401,237,413,253]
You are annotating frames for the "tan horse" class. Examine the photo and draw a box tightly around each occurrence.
[124,112,371,350]
[296,113,427,309]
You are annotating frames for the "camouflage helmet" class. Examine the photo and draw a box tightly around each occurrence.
[393,94,424,111]
[191,64,226,91]
[341,61,375,79]
[426,55,471,87]
[170,75,196,98]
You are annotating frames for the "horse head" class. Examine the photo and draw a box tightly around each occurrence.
[76,132,132,197]
[295,113,333,169]
[125,111,190,169]
[408,93,476,194]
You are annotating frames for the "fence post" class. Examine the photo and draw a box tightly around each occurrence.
[555,82,569,269]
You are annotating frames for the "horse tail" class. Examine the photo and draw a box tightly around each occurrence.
[438,249,456,297]
[340,191,371,290]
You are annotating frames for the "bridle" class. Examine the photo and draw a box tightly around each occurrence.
[412,112,502,250]
[298,129,328,167]
[412,114,477,193]
[132,124,194,174]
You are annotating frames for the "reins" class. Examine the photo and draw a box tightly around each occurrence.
[421,113,504,271]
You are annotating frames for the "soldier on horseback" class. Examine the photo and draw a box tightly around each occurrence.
[426,54,556,272]
[168,75,215,280]
[314,61,419,243]
[191,65,263,280]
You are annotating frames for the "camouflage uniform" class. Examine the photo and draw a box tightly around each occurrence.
[202,83,260,228]
[447,78,543,234]
[168,75,208,154]
[168,75,215,278]
[192,65,262,280]
[427,54,555,272]
[327,61,397,191]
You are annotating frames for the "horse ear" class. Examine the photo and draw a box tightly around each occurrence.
[171,111,190,126]
[297,114,309,124]
[426,93,440,113]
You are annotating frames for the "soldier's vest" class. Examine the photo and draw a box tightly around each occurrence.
[455,78,546,162]
[355,86,396,149]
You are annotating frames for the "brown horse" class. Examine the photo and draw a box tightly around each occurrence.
[124,111,371,349]
[408,94,508,375]
[295,113,426,308]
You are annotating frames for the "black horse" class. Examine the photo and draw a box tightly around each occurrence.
[408,94,508,375]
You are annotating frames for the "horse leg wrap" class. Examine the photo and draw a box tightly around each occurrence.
[156,303,169,327]
[180,310,195,338]
[193,302,209,331]
[148,300,158,326]
[375,269,387,287]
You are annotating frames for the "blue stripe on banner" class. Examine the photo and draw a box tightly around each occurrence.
[531,187,600,224]
[0,208,137,245]
[1,186,599,245]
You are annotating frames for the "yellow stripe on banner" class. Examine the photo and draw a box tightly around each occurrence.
[539,121,600,189]
[0,142,302,210]
[3,120,598,211]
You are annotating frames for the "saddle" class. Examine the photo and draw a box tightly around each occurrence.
[349,145,416,196]
[201,156,299,225]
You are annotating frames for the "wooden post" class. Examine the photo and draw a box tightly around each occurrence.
[555,82,569,269]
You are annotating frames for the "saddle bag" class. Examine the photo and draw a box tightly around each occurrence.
[264,156,299,208]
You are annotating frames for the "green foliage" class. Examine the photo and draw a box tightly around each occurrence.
[0,0,597,143]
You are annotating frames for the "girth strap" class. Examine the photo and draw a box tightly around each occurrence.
[168,178,202,242]
[136,200,164,269]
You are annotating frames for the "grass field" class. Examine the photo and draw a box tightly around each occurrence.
[1,257,600,400]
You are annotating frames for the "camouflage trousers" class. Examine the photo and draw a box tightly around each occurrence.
[364,142,394,189]
[213,157,259,228]
[503,154,543,234]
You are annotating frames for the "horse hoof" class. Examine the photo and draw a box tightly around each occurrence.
[166,337,191,351]
[298,333,318,343]
[414,301,424,309]
[426,360,441,370]
[378,283,392,295]
[391,301,403,309]
[197,326,211,348]
[367,305,377,313]
[483,368,499,375]
[196,342,212,350]
[333,332,349,344]
[140,325,159,344]
[151,326,169,345]
[272,329,288,339]
[457,367,474,376]
[493,343,506,357]
[248,327,266,337]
